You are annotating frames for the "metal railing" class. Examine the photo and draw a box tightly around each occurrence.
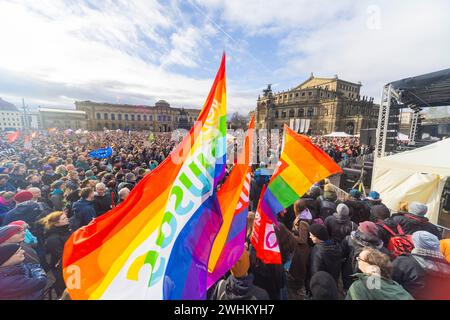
[338,152,374,169]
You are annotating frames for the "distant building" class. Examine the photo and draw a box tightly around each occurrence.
[254,74,379,135]
[39,108,88,130]
[0,98,23,131]
[75,100,200,132]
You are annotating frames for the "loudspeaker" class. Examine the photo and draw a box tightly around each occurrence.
[360,128,376,146]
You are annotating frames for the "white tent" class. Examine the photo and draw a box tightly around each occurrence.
[324,131,352,137]
[372,138,450,223]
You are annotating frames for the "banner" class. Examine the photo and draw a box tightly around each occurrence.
[294,119,300,132]
[250,185,281,264]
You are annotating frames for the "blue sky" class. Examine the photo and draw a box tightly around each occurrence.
[0,0,449,116]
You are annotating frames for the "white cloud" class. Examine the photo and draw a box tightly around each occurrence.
[0,0,250,113]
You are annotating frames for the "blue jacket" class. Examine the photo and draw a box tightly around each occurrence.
[0,263,47,300]
[0,182,16,192]
[71,199,96,231]
[2,201,44,236]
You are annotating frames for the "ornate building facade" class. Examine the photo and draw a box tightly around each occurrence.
[254,74,379,135]
[75,100,200,132]
[39,108,88,130]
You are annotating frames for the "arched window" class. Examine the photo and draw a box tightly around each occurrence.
[143,115,147,121]
[131,114,135,121]
[103,113,108,120]
[118,114,122,121]
[307,108,314,117]
[289,109,294,117]
[96,113,101,120]
[111,113,115,120]
[275,111,279,118]
[125,114,129,121]
[137,115,141,121]
[149,115,153,121]
[298,109,304,117]
[282,111,287,118]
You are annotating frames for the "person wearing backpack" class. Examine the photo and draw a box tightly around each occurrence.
[384,202,442,241]
[392,231,450,300]
[317,184,338,220]
[341,221,390,291]
[324,203,358,243]
[211,249,269,300]
[344,189,370,224]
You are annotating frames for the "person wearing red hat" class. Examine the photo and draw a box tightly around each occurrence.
[2,191,48,269]
[341,221,390,292]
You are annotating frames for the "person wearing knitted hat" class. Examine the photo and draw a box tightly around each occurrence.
[383,201,442,241]
[0,224,40,265]
[324,203,358,243]
[308,224,342,285]
[344,189,370,224]
[0,243,47,300]
[2,190,44,234]
[211,250,269,300]
[392,231,450,300]
[341,220,389,291]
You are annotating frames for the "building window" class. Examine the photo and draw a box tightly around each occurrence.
[295,93,299,97]
[96,113,101,120]
[308,92,312,96]
[125,114,129,121]
[290,94,293,98]
[282,111,287,118]
[118,114,122,120]
[275,111,279,118]
[111,114,115,120]
[307,108,314,117]
[143,115,147,121]
[158,115,162,121]
[131,115,135,121]
[298,109,304,117]
[284,95,287,99]
[289,109,294,117]
[150,115,153,121]
[167,116,171,121]
[137,115,141,121]
[103,113,108,120]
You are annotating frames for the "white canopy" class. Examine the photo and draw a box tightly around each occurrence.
[324,131,353,137]
[372,138,450,223]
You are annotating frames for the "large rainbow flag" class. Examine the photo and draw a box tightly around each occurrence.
[207,117,254,288]
[260,125,342,224]
[63,54,227,300]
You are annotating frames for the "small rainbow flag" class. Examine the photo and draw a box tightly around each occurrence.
[260,125,342,224]
[63,54,227,300]
[207,117,254,288]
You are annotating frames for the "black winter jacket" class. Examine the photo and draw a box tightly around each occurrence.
[211,274,270,300]
[344,200,371,224]
[309,240,343,284]
[392,253,450,300]
[324,215,358,243]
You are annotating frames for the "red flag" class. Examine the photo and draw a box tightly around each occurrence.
[250,185,282,264]
[6,131,20,143]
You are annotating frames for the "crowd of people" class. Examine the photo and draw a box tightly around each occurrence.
[0,129,449,300]
[310,136,370,164]
[210,180,450,300]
